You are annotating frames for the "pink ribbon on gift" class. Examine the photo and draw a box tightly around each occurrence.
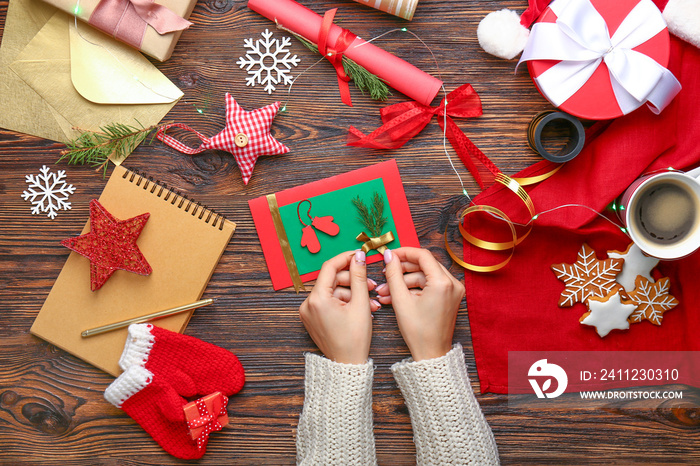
[89,0,192,49]
[185,394,229,450]
[517,0,681,115]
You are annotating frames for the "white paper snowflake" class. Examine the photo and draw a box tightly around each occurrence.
[237,29,300,94]
[22,165,75,219]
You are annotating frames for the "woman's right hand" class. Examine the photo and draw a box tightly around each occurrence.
[376,247,465,361]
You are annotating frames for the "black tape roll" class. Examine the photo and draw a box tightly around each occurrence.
[527,111,585,163]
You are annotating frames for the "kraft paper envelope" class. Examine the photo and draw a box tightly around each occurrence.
[0,0,181,147]
[0,0,67,142]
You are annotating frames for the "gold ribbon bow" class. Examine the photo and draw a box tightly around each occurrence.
[356,231,395,254]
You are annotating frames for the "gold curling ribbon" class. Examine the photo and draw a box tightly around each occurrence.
[267,194,305,293]
[356,231,395,254]
[513,164,562,186]
[445,165,562,273]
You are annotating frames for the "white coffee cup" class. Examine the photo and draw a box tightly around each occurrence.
[619,167,700,260]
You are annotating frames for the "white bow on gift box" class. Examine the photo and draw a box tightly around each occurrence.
[517,0,682,115]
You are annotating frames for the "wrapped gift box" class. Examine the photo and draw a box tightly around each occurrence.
[44,0,196,61]
[352,0,419,21]
[183,392,229,443]
[521,0,679,120]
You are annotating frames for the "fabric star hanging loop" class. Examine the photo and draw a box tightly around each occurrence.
[318,8,357,106]
[156,93,289,185]
[297,199,340,254]
[348,84,497,189]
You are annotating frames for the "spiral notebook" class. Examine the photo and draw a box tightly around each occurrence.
[31,165,236,376]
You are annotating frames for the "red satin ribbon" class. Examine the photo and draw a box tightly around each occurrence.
[90,0,192,49]
[318,9,357,107]
[347,83,497,188]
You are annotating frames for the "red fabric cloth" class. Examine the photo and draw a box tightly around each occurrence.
[464,37,700,394]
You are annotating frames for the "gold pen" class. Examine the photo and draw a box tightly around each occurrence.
[81,298,214,338]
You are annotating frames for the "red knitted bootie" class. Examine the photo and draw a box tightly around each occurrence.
[118,323,245,398]
[104,365,210,459]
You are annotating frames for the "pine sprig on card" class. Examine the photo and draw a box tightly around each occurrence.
[58,122,162,176]
[352,193,387,237]
[290,33,391,101]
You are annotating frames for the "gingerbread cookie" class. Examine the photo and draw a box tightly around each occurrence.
[580,290,637,337]
[608,242,659,292]
[627,276,678,326]
[552,243,624,307]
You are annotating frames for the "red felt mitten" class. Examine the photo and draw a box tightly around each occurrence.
[300,224,321,253]
[104,365,208,459]
[311,216,340,236]
[118,324,245,398]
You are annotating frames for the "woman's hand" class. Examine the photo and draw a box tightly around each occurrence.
[299,250,381,364]
[376,247,465,361]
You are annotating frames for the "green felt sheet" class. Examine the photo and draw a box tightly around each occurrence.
[278,178,400,275]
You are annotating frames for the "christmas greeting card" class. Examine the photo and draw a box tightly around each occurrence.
[249,159,419,291]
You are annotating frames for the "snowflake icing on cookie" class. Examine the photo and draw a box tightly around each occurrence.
[22,165,75,219]
[551,243,624,307]
[627,276,678,325]
[237,29,300,94]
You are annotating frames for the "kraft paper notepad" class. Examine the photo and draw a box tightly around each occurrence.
[31,165,235,376]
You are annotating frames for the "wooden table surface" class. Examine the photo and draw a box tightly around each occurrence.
[2,0,699,464]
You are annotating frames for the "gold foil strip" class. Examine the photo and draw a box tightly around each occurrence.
[356,231,395,254]
[267,194,305,293]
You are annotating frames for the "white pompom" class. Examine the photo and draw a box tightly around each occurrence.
[663,0,700,49]
[477,9,530,60]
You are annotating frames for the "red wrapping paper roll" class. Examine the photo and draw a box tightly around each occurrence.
[247,0,442,106]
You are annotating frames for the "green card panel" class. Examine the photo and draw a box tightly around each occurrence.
[278,178,400,275]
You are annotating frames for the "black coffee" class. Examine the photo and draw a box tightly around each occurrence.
[635,181,698,246]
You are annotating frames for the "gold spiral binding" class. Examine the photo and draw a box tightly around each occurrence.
[122,167,227,230]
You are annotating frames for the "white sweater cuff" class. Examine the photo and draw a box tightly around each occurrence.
[296,353,377,465]
[391,344,500,465]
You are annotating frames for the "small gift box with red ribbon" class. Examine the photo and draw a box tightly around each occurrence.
[518,0,681,119]
[183,392,229,448]
[43,0,195,61]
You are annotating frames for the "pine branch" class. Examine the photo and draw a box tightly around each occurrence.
[370,192,387,237]
[293,34,391,101]
[58,122,163,177]
[353,193,388,237]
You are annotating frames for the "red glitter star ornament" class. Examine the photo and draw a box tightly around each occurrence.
[61,199,152,291]
[156,93,290,184]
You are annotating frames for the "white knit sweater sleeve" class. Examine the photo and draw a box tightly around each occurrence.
[296,353,377,466]
[391,344,500,465]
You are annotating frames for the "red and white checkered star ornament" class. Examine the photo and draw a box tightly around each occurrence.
[157,93,289,184]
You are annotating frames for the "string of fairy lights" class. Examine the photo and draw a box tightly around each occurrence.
[67,6,675,244]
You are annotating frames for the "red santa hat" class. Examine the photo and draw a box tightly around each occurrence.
[477,0,700,60]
